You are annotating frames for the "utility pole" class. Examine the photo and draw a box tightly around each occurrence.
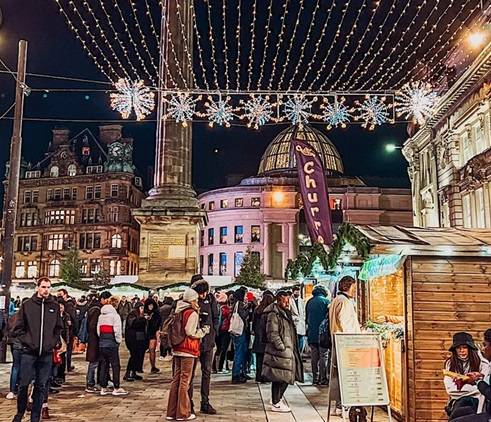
[0,40,28,363]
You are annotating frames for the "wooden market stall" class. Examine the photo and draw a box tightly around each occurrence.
[337,224,491,422]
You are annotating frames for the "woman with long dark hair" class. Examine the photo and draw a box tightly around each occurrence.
[252,292,275,383]
[443,332,489,419]
[124,302,147,381]
[144,298,162,374]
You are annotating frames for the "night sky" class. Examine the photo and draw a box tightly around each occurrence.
[0,0,439,193]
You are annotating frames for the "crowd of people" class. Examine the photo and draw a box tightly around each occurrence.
[3,273,368,422]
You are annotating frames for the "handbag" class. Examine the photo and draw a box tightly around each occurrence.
[228,302,244,337]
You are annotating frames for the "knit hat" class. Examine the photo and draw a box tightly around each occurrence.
[183,288,199,303]
[449,332,477,351]
[246,292,255,302]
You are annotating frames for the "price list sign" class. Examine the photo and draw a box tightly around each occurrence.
[334,333,390,407]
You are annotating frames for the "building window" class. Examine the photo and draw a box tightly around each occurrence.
[79,232,101,249]
[67,164,77,176]
[82,208,101,224]
[111,184,119,197]
[475,123,485,154]
[234,225,244,243]
[251,225,261,242]
[15,262,25,279]
[50,166,59,177]
[45,209,76,225]
[47,189,53,201]
[94,185,102,199]
[462,194,472,228]
[111,234,122,248]
[86,165,103,174]
[89,259,101,275]
[110,259,121,276]
[72,188,77,200]
[27,261,38,278]
[251,197,261,207]
[17,236,38,252]
[80,259,88,275]
[208,228,214,245]
[48,259,60,278]
[235,198,243,207]
[234,252,244,276]
[53,189,61,200]
[85,186,94,200]
[199,255,204,273]
[476,188,486,228]
[220,199,228,208]
[109,206,119,222]
[32,190,39,203]
[462,130,473,163]
[200,230,205,247]
[219,227,228,244]
[63,188,71,200]
[20,211,38,227]
[333,198,342,210]
[209,201,215,211]
[219,252,227,275]
[25,170,40,179]
[24,191,31,204]
[207,254,214,276]
[46,233,71,251]
[135,176,142,187]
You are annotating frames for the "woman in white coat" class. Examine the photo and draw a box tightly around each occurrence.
[289,286,306,353]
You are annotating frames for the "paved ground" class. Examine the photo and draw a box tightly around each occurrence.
[0,350,389,422]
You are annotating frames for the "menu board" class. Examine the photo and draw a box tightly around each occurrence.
[334,333,390,407]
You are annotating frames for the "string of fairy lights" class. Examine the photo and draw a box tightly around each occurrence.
[38,0,491,129]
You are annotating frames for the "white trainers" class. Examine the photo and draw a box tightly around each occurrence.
[6,392,15,400]
[100,388,111,396]
[112,387,128,396]
[271,401,291,413]
[176,414,196,421]
[163,355,173,362]
[107,380,114,388]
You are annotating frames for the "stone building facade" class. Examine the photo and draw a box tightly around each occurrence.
[198,126,413,281]
[4,125,145,285]
[403,42,491,228]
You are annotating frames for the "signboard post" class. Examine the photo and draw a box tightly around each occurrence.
[328,333,392,421]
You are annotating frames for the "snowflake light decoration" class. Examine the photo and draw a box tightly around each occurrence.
[355,96,390,130]
[240,95,274,129]
[202,96,235,127]
[110,79,155,121]
[395,81,438,125]
[164,93,199,127]
[321,97,351,129]
[283,95,316,127]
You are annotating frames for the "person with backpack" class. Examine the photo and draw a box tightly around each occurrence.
[166,288,209,422]
[230,287,250,384]
[124,302,148,382]
[159,297,175,361]
[305,285,330,386]
[213,293,231,373]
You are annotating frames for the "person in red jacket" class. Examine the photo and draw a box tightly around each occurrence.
[166,288,209,421]
[213,293,232,374]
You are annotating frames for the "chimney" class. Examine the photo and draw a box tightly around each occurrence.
[52,128,70,146]
[99,125,123,144]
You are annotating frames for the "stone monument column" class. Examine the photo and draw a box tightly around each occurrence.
[133,0,205,287]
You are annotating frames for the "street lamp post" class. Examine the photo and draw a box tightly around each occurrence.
[0,40,28,363]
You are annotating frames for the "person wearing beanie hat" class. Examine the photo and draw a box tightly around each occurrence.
[166,289,209,421]
[189,279,220,415]
[443,331,489,419]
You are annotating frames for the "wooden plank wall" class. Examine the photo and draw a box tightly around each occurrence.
[408,257,491,422]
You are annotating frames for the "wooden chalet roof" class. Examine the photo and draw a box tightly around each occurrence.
[351,225,491,257]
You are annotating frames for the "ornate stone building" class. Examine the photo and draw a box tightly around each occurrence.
[403,41,491,228]
[3,125,145,285]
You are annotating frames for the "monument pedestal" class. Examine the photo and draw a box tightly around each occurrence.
[133,199,206,288]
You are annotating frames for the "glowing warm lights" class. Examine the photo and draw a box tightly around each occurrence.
[272,191,285,206]
[468,30,486,49]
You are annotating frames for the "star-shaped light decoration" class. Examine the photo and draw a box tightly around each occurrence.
[395,81,438,125]
[355,96,391,130]
[110,79,155,121]
[321,97,351,130]
[203,96,235,127]
[240,95,275,129]
[164,92,199,127]
[283,95,316,127]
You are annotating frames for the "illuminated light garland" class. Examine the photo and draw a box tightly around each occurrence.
[221,0,231,90]
[296,0,338,90]
[267,0,291,91]
[282,95,316,127]
[240,95,276,129]
[200,96,235,127]
[321,97,351,130]
[110,79,155,121]
[354,96,391,130]
[175,2,198,88]
[190,2,211,91]
[366,0,457,90]
[255,0,274,90]
[395,81,439,125]
[164,93,200,127]
[203,0,220,89]
[246,0,259,91]
[235,0,243,90]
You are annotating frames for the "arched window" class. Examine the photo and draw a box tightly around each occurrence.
[67,164,77,176]
[48,259,60,277]
[50,166,59,178]
[111,234,122,248]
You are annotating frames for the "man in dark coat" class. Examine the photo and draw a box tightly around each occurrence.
[231,287,251,384]
[159,297,175,360]
[12,277,63,422]
[262,291,304,413]
[85,291,111,392]
[305,285,330,385]
[190,276,220,415]
[57,289,78,373]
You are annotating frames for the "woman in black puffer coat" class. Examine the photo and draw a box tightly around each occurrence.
[252,293,274,382]
[144,298,162,373]
[124,302,147,381]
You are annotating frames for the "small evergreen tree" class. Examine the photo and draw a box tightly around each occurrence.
[92,268,111,287]
[236,247,266,288]
[60,248,84,289]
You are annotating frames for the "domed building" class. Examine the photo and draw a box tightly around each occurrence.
[198,125,412,282]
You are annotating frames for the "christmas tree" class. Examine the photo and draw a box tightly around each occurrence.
[236,247,266,288]
[60,248,85,289]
